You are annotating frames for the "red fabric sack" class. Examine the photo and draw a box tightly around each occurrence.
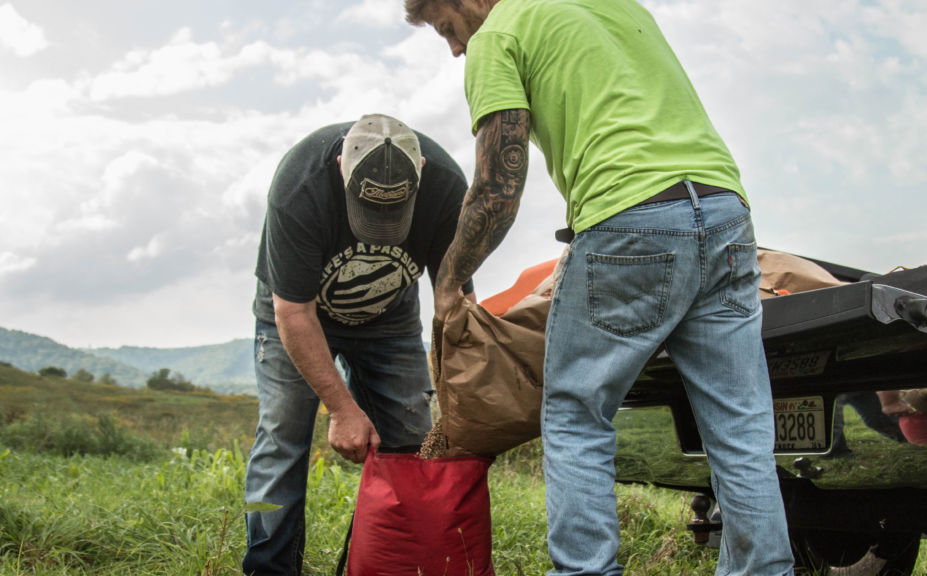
[345,450,495,576]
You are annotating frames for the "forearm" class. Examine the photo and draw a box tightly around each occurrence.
[272,295,354,414]
[437,109,530,292]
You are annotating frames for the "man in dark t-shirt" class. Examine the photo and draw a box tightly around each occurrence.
[243,114,474,576]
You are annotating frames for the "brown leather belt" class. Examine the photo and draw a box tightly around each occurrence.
[554,181,735,243]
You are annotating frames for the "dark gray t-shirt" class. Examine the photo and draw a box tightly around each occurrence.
[253,122,471,338]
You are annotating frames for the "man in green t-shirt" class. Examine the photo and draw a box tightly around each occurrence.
[406,1,794,575]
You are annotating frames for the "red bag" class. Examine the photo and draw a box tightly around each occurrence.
[343,449,495,576]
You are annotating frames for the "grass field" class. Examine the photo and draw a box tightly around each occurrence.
[1,363,924,575]
[0,443,727,575]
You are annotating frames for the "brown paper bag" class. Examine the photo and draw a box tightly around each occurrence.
[757,249,845,297]
[428,249,846,457]
[430,294,549,457]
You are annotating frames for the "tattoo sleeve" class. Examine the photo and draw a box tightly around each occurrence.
[437,109,530,291]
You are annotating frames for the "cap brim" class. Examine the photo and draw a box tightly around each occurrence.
[346,187,417,245]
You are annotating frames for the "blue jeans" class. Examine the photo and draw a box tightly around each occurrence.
[542,186,794,576]
[242,321,433,576]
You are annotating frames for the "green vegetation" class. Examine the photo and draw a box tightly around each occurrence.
[0,443,725,575]
[0,326,256,394]
[146,368,199,393]
[72,369,95,383]
[0,362,259,453]
[1,363,924,575]
[87,339,256,395]
[0,412,158,460]
[0,327,147,388]
[37,366,67,379]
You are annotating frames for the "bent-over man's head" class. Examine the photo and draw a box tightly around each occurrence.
[340,114,422,246]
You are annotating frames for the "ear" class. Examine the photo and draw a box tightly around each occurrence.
[421,156,427,168]
[337,155,344,176]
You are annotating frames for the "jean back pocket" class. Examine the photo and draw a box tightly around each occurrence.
[587,252,674,337]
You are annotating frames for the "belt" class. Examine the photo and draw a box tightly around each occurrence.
[639,180,732,205]
[554,181,735,243]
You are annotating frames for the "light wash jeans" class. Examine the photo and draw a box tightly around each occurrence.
[242,321,432,576]
[542,185,794,576]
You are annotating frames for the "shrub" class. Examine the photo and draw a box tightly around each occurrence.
[98,373,118,386]
[73,369,95,383]
[0,412,160,460]
[147,368,196,392]
[38,366,67,378]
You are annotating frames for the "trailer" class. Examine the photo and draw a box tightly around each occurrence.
[614,257,927,574]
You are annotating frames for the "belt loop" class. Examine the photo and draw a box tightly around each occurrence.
[683,180,702,210]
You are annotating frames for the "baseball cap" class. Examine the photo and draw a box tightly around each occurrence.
[342,114,422,245]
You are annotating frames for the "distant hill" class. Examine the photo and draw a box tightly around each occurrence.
[0,327,148,388]
[0,361,259,451]
[0,326,255,394]
[88,340,255,395]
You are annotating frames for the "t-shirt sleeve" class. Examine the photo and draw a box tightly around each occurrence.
[258,151,329,304]
[464,31,531,134]
[262,203,324,304]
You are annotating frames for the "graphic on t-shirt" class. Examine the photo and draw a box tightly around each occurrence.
[318,244,422,325]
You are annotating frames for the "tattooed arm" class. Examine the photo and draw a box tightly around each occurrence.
[434,108,530,319]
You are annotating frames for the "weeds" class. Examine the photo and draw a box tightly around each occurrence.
[0,412,159,460]
[1,364,923,575]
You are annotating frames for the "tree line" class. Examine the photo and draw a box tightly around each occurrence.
[35,365,207,393]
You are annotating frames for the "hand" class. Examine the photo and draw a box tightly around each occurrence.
[433,284,462,322]
[328,405,381,463]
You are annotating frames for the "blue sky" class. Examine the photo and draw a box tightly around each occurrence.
[1,0,925,348]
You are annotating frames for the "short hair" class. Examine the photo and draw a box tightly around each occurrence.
[404,0,461,26]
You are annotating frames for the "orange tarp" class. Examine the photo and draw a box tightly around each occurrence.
[480,258,559,316]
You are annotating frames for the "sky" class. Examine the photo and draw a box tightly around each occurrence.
[0,0,925,349]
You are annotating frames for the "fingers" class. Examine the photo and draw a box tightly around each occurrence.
[368,427,381,452]
[328,412,381,463]
[332,442,365,463]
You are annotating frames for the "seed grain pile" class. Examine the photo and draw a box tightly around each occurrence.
[418,418,448,459]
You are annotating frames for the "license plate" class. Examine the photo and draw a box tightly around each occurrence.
[773,396,827,452]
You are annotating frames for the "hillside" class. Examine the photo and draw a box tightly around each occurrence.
[0,361,259,451]
[87,339,255,395]
[0,327,148,388]
[0,326,256,394]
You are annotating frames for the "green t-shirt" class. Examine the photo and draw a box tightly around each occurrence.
[465,0,747,233]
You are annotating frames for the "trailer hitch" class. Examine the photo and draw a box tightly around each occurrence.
[687,493,722,547]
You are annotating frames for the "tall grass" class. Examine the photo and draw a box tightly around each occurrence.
[0,412,159,460]
[0,432,722,575]
[1,366,924,575]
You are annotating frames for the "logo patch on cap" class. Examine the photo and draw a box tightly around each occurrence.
[359,178,410,205]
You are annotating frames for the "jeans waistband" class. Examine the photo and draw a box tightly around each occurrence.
[554,181,735,243]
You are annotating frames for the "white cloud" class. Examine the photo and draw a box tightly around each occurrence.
[862,0,927,61]
[0,267,256,348]
[0,252,36,275]
[127,235,165,262]
[0,4,48,56]
[336,0,404,28]
[1,0,925,348]
[88,28,265,100]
